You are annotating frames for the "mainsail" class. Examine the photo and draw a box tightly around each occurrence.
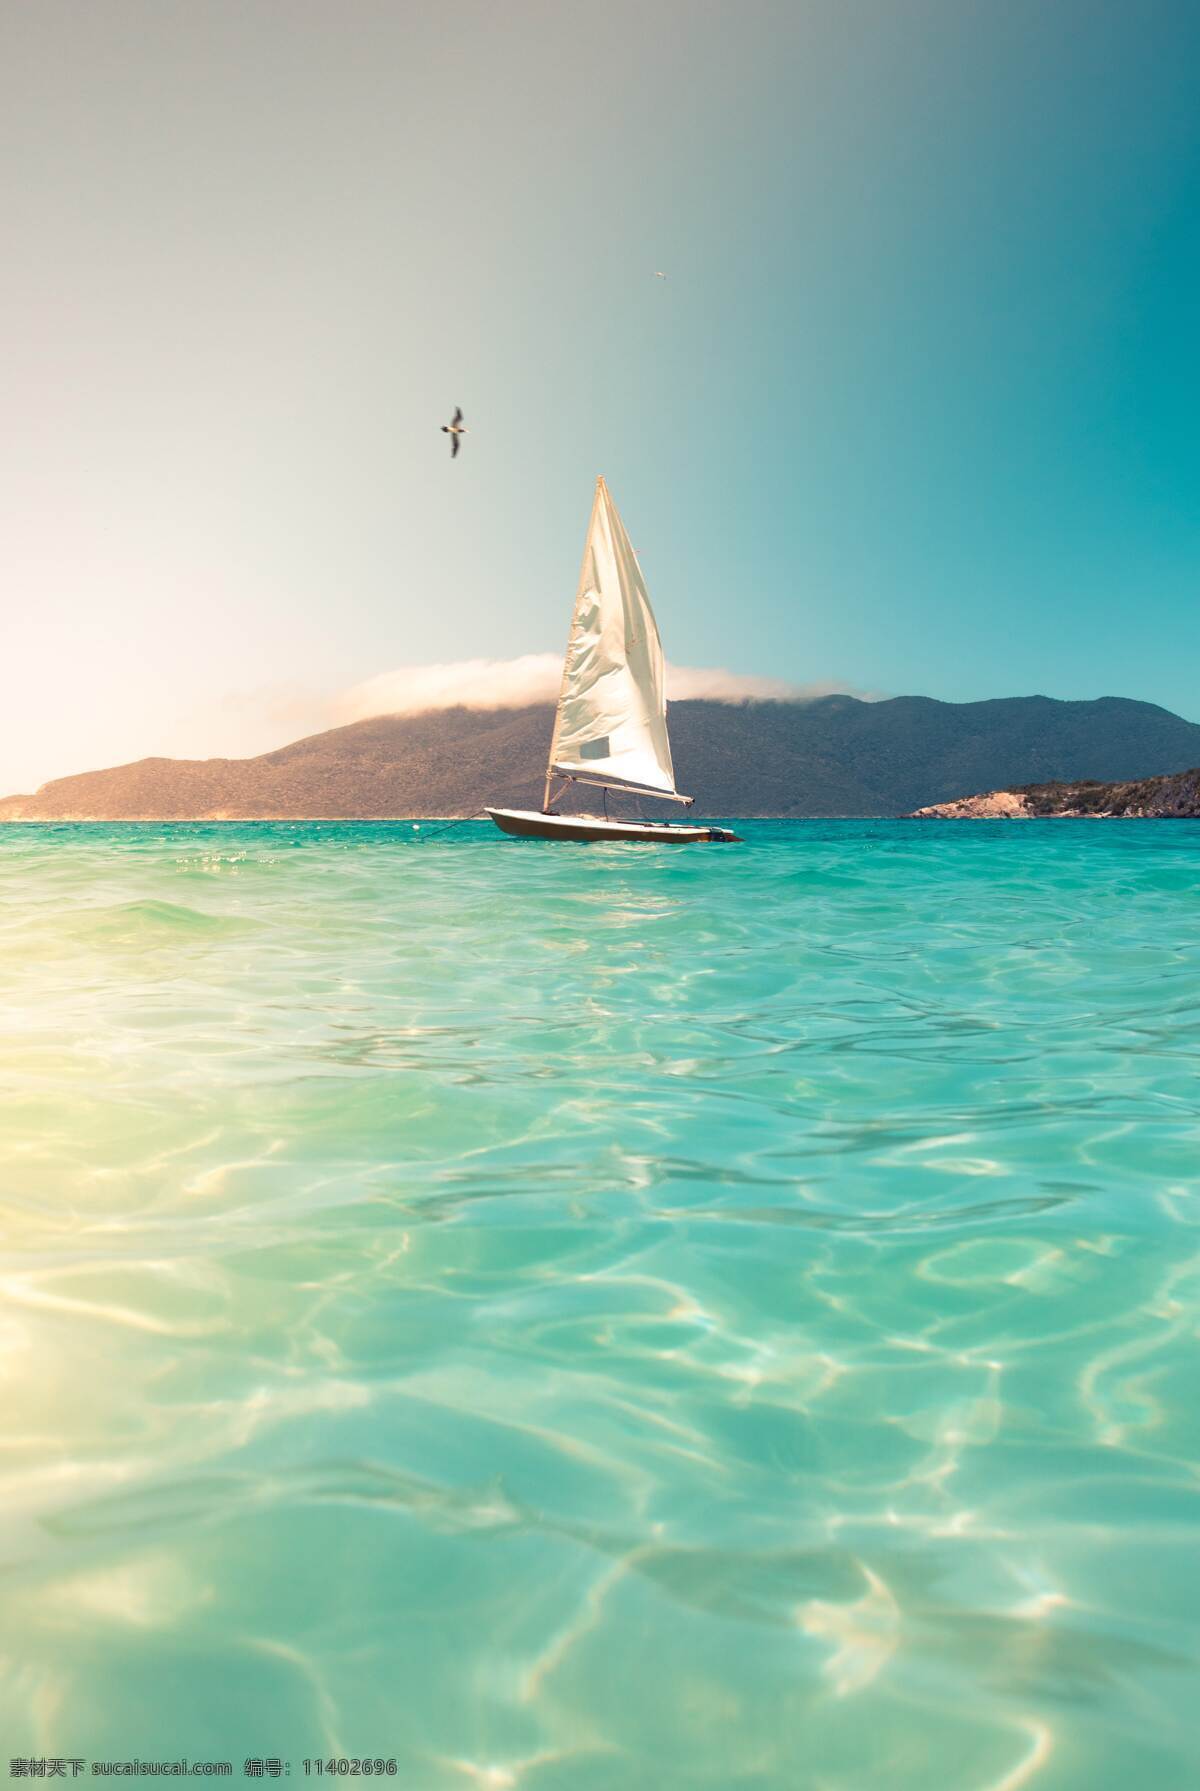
[546,477,688,805]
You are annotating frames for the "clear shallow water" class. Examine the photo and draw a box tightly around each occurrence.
[2,819,1199,1787]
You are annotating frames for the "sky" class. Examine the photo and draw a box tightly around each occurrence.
[3,0,1199,794]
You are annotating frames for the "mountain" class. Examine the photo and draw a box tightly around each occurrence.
[3,694,1200,820]
[912,767,1200,819]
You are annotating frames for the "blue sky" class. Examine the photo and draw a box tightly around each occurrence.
[3,0,1199,791]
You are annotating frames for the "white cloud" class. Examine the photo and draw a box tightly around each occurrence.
[334,655,563,723]
[665,668,870,703]
[332,657,871,723]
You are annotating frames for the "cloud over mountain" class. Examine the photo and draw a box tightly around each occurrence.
[332,656,859,724]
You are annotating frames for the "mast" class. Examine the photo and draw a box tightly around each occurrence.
[544,476,605,813]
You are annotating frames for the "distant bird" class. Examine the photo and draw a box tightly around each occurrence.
[442,406,467,458]
[654,271,667,279]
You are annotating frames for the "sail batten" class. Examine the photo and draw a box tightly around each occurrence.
[546,478,681,804]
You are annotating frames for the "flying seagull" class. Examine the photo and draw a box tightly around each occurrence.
[442,406,467,458]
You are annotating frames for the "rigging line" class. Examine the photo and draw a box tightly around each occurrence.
[407,810,490,840]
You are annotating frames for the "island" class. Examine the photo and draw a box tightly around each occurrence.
[910,768,1200,818]
[5,696,1200,823]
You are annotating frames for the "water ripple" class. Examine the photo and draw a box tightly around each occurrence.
[1,819,1199,1785]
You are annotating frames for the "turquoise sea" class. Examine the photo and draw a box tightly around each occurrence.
[3,820,1199,1788]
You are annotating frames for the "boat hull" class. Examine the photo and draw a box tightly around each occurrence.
[486,808,740,844]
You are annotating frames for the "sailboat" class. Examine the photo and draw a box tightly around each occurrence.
[487,478,740,843]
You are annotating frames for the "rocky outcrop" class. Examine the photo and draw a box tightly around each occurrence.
[911,768,1200,818]
[911,789,1033,818]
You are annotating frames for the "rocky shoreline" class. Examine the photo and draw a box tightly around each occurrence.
[911,767,1200,818]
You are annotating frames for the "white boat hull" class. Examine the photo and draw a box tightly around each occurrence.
[487,808,740,844]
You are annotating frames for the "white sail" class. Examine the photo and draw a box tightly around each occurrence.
[547,477,685,802]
